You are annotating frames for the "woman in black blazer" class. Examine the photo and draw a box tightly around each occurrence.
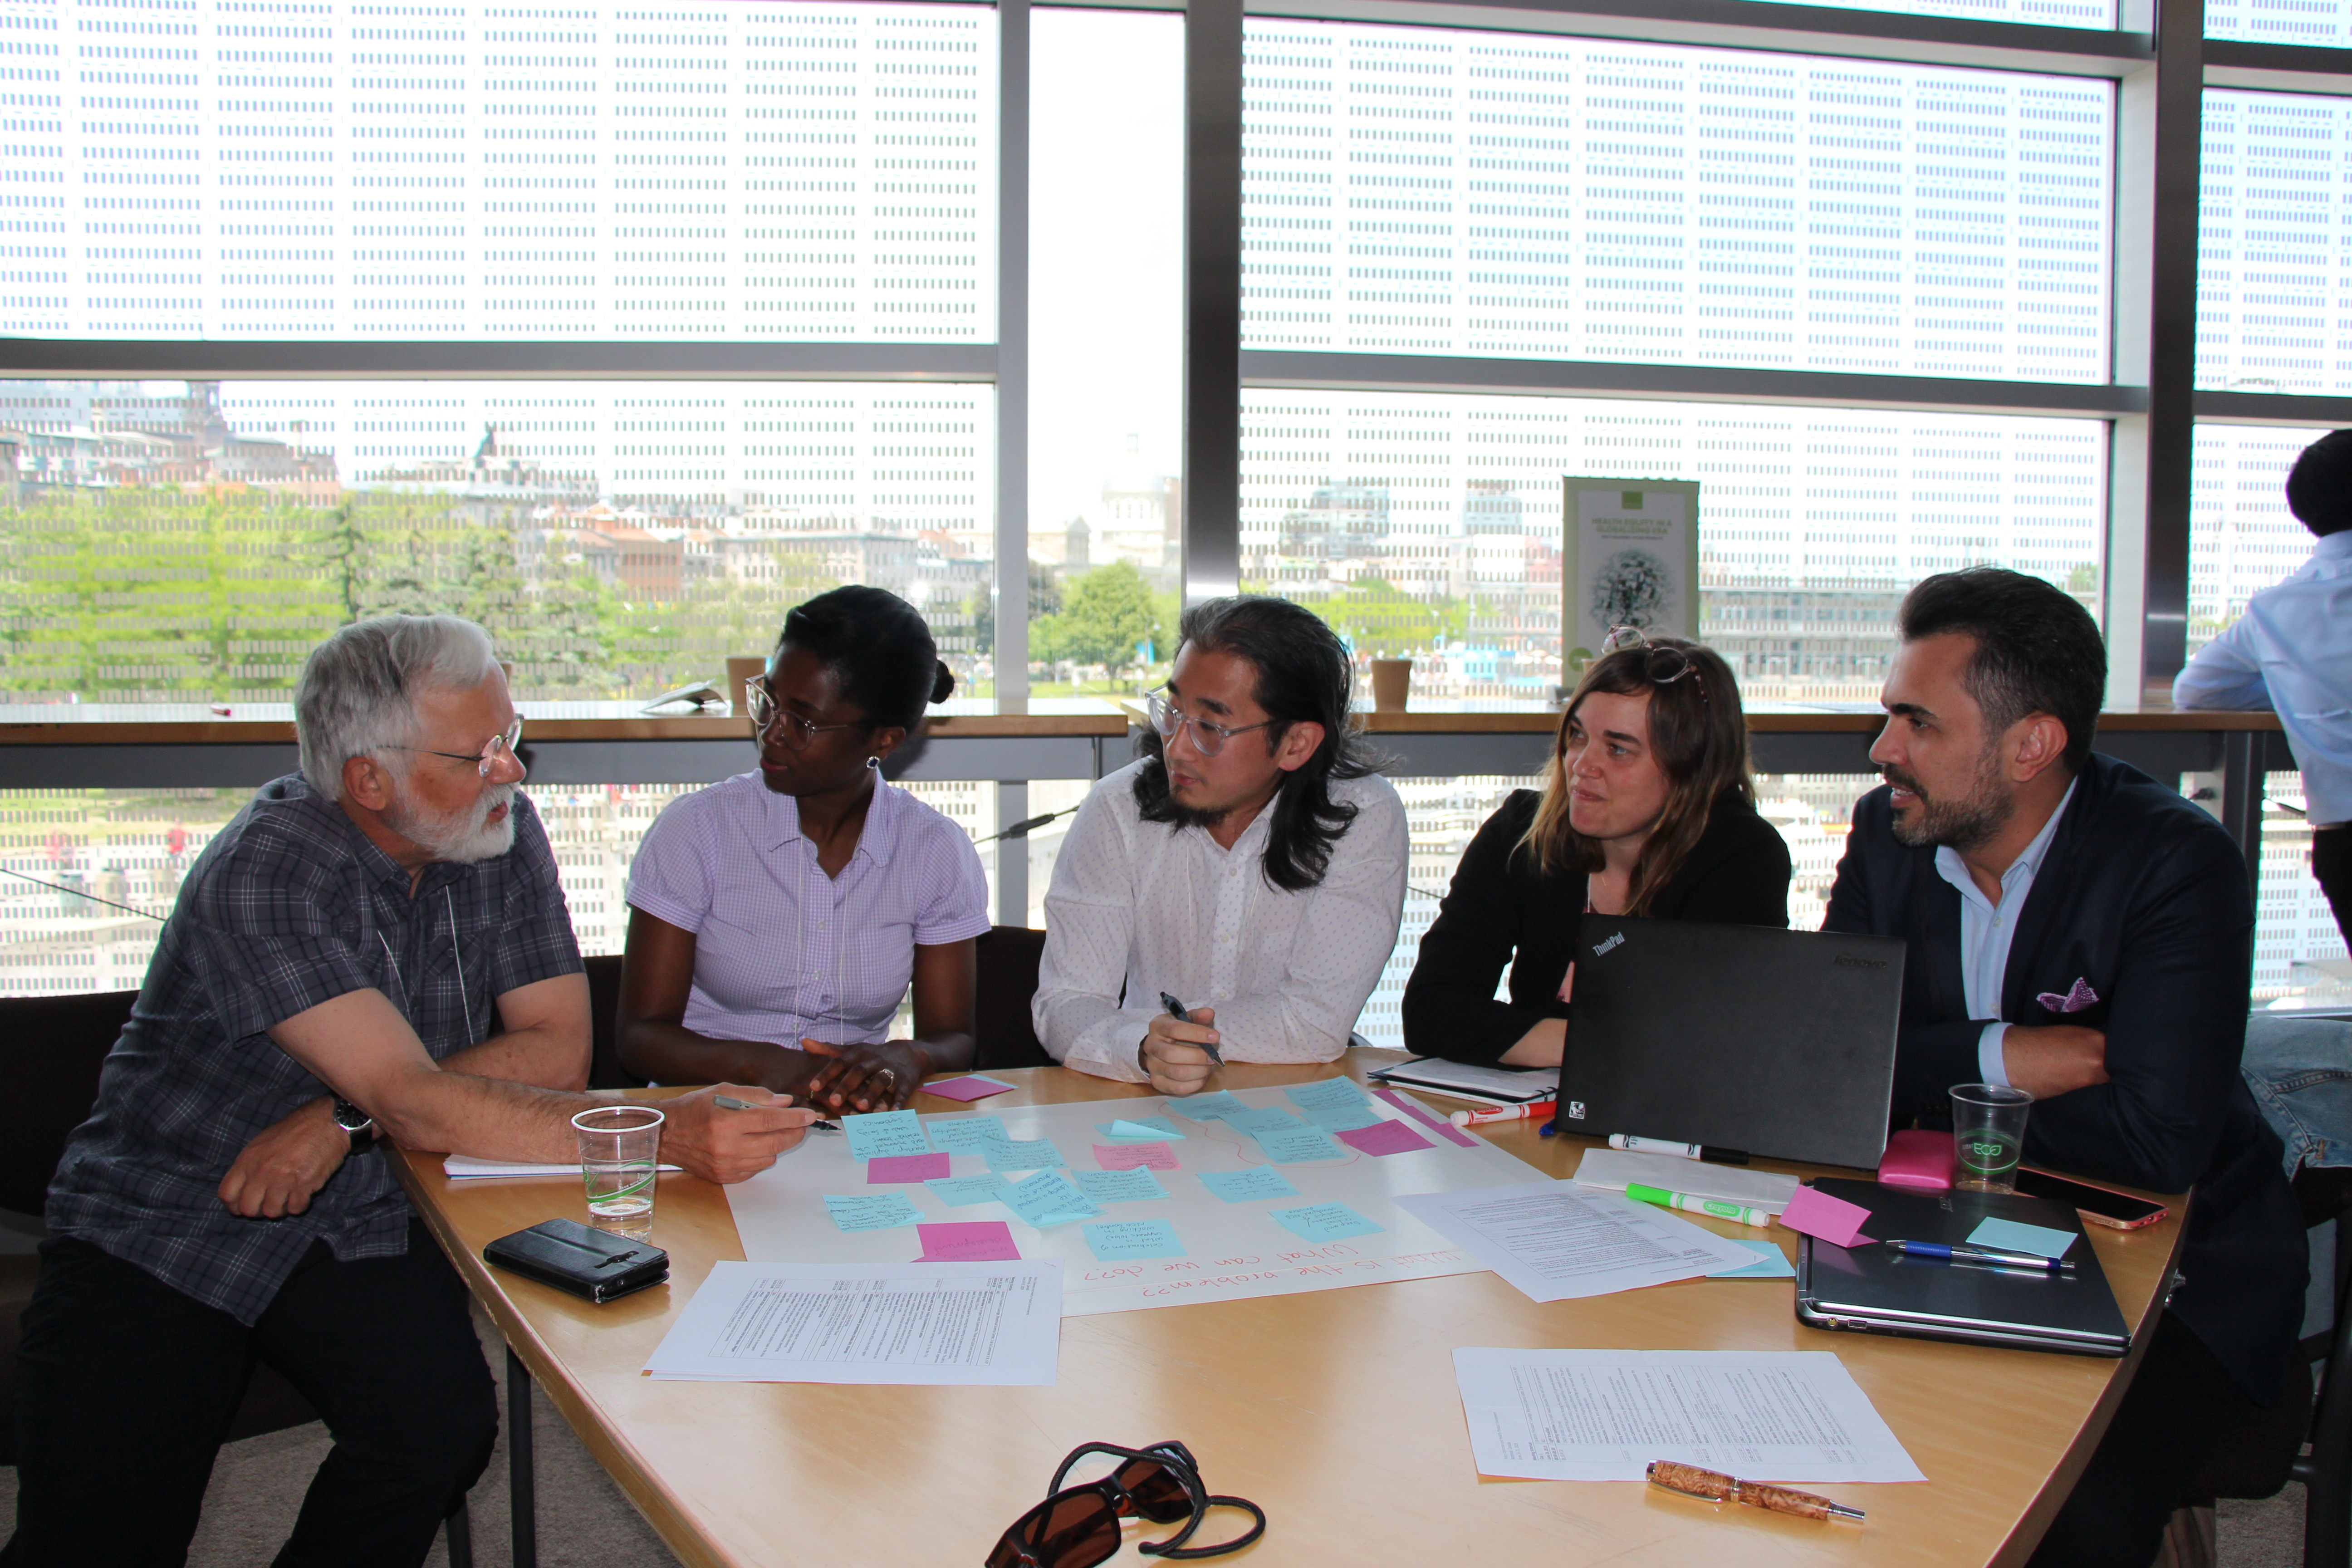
[1401,629,1791,1068]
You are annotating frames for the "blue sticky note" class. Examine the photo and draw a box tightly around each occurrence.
[924,1117,1013,1154]
[1285,1077,1371,1113]
[1253,1127,1348,1164]
[1269,1201,1384,1242]
[1003,1170,1099,1229]
[1097,1117,1186,1142]
[925,1174,1012,1207]
[1710,1239,1797,1279]
[1199,1168,1301,1203]
[1301,1102,1387,1133]
[842,1110,931,1161]
[1175,1090,1248,1120]
[983,1138,1067,1173]
[1967,1217,2077,1259]
[1082,1218,1187,1261]
[822,1192,924,1232]
[1225,1106,1306,1136]
[1072,1167,1171,1204]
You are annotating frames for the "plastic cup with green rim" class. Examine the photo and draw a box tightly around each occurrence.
[572,1104,664,1239]
[1949,1083,2033,1195]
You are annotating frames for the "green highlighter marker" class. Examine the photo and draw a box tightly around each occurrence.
[1624,1182,1772,1229]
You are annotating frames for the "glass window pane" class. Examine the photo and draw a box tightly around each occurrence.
[3,0,995,343]
[0,377,993,707]
[2189,422,2328,658]
[2208,0,2352,45]
[2255,770,2349,1009]
[1241,21,2114,383]
[1241,390,2107,709]
[2197,92,2352,396]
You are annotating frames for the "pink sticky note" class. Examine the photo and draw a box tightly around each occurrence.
[868,1152,952,1184]
[1093,1142,1179,1171]
[1372,1087,1480,1148]
[916,1221,1022,1263]
[1336,1118,1436,1157]
[921,1075,1017,1102]
[1779,1184,1874,1250]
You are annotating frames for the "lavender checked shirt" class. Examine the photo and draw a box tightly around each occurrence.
[626,771,991,1047]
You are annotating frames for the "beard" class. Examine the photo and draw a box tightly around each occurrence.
[384,779,518,864]
[1883,747,2012,853]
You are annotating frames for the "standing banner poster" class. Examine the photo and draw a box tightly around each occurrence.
[1561,478,1702,682]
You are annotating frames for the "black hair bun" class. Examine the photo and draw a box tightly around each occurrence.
[930,659,956,704]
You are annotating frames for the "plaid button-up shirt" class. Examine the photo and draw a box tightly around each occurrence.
[45,774,583,1325]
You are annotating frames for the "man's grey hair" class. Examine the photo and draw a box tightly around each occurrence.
[296,615,500,800]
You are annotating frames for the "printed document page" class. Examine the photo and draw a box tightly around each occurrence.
[1453,1348,1926,1483]
[1397,1179,1755,1302]
[644,1261,1062,1387]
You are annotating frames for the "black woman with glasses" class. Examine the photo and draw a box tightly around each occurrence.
[1401,625,1791,1069]
[617,586,990,1114]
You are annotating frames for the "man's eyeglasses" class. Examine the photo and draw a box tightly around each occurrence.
[1601,625,1707,702]
[1145,692,1274,760]
[985,1440,1264,1568]
[387,717,523,778]
[744,678,864,752]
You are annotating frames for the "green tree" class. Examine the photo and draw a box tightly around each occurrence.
[1310,577,1468,658]
[1036,561,1163,677]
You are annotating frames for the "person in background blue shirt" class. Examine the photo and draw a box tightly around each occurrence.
[2175,427,2352,946]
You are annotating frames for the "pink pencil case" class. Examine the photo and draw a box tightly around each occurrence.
[1877,1129,1955,1191]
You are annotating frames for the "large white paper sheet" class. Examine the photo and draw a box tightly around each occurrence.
[1568,1148,1802,1216]
[643,1261,1063,1386]
[1395,1180,1756,1302]
[1452,1348,1926,1483]
[725,1087,1547,1315]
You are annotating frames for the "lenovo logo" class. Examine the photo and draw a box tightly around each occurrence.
[1833,954,1889,970]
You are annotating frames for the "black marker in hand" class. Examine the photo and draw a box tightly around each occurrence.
[1159,991,1224,1067]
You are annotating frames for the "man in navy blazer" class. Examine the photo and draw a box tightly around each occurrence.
[1824,568,2305,1568]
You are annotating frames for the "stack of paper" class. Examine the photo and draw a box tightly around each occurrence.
[1568,1148,1801,1216]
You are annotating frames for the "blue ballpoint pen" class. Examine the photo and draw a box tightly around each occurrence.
[1883,1239,2074,1271]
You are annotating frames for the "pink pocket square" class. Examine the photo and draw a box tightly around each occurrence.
[2037,978,2099,1014]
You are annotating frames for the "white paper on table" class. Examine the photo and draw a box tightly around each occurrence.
[1567,1149,1802,1215]
[1396,1179,1756,1302]
[643,1260,1063,1386]
[1451,1348,1926,1483]
[443,1155,682,1178]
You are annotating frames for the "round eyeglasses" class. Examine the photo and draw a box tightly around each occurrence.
[1601,625,1706,701]
[386,717,523,778]
[743,677,864,752]
[1145,691,1275,759]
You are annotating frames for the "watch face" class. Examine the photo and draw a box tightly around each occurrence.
[333,1100,370,1132]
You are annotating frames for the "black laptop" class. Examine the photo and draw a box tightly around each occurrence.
[1558,915,1907,1171]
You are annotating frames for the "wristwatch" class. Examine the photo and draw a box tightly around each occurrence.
[331,1098,377,1157]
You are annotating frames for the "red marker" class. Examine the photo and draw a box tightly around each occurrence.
[1449,1100,1557,1127]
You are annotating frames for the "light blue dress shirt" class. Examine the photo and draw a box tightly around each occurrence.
[2174,529,2352,826]
[1931,778,2078,1089]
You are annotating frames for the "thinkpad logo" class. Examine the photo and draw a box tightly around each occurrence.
[1592,931,1625,957]
[1833,954,1888,970]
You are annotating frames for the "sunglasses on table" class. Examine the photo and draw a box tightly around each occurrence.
[985,1440,1265,1568]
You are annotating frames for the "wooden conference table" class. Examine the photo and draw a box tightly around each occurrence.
[391,1056,2188,1568]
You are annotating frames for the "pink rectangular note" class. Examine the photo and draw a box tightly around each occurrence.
[1372,1087,1479,1148]
[921,1075,1018,1102]
[1093,1142,1179,1171]
[1778,1184,1874,1250]
[1336,1117,1435,1157]
[867,1152,952,1183]
[915,1221,1022,1263]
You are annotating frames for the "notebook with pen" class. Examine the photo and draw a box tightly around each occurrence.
[1793,1178,2131,1358]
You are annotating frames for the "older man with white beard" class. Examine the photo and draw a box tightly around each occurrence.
[5,616,814,1568]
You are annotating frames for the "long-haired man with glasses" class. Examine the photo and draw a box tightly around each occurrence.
[1033,596,1407,1093]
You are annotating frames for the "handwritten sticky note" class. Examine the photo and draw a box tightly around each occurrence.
[1093,1142,1180,1172]
[1098,1117,1186,1142]
[1226,1106,1306,1137]
[1199,1168,1301,1203]
[1967,1217,2077,1259]
[1176,1090,1249,1120]
[867,1152,951,1184]
[915,1220,1022,1262]
[1779,1184,1873,1250]
[822,1192,924,1232]
[842,1110,932,1161]
[1269,1202,1385,1243]
[1285,1077,1372,1113]
[1003,1170,1100,1229]
[1301,1103,1387,1133]
[1082,1219,1187,1262]
[1336,1118,1435,1158]
[983,1138,1067,1173]
[925,1117,1013,1154]
[921,1074,1018,1102]
[1371,1087,1480,1148]
[1254,1127,1348,1164]
[1072,1167,1171,1204]
[924,1173,1012,1207]
[1710,1239,1797,1279]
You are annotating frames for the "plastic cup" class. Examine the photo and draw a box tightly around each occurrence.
[1950,1083,2033,1194]
[573,1105,664,1239]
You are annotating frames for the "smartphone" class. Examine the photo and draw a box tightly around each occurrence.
[2012,1167,2170,1230]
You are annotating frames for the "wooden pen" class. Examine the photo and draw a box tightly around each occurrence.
[1645,1460,1865,1523]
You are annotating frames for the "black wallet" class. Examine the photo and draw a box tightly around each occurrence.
[483,1218,670,1304]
